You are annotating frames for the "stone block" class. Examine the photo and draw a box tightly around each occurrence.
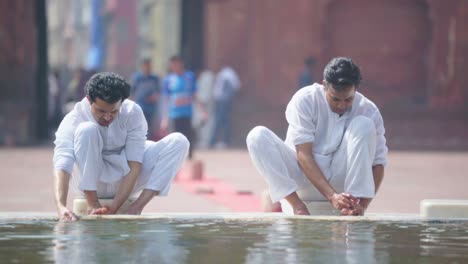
[420,199,468,218]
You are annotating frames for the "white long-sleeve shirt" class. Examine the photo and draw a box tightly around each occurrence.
[213,67,240,101]
[53,98,147,182]
[285,83,388,167]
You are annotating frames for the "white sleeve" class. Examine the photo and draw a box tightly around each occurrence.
[285,92,317,146]
[53,114,77,174]
[371,109,388,166]
[125,104,148,163]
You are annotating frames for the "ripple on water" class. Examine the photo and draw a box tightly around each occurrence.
[0,218,468,263]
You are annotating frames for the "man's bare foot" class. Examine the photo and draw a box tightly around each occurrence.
[126,205,142,215]
[89,206,110,215]
[285,192,310,215]
[126,201,143,215]
[293,203,310,215]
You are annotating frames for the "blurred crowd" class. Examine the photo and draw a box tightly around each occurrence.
[48,57,241,154]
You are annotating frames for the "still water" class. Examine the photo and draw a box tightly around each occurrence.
[1,217,467,263]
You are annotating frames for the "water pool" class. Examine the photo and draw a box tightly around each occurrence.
[1,214,467,263]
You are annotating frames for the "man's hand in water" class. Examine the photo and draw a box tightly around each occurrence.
[341,202,365,216]
[330,193,359,211]
[341,197,370,216]
[58,206,79,221]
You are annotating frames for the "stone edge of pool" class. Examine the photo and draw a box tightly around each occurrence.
[0,212,467,222]
[1,199,467,222]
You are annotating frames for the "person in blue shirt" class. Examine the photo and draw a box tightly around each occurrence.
[298,56,316,89]
[161,55,207,159]
[131,58,161,138]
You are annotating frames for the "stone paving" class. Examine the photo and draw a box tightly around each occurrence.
[0,147,467,215]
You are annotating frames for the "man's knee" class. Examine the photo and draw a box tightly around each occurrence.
[168,132,190,154]
[75,122,100,140]
[347,116,376,139]
[246,126,273,150]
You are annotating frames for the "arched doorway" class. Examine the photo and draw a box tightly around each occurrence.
[182,0,204,73]
[323,0,432,108]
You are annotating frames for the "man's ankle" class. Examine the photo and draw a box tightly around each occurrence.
[87,202,101,210]
[292,203,310,215]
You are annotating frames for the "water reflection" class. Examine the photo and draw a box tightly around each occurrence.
[0,218,467,263]
[53,220,187,263]
[244,219,390,263]
[373,221,468,263]
[172,219,266,263]
[0,220,55,263]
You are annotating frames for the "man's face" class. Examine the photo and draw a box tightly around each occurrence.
[142,62,152,75]
[323,82,356,116]
[171,60,184,74]
[87,96,122,127]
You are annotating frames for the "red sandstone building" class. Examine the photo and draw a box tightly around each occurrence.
[1,0,467,147]
[196,0,468,147]
[200,0,468,110]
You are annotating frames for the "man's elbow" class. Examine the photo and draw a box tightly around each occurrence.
[296,152,313,169]
[133,167,142,177]
[373,164,385,174]
[128,162,143,176]
[55,169,71,179]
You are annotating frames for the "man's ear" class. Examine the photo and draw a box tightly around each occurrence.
[86,95,92,104]
[322,80,328,90]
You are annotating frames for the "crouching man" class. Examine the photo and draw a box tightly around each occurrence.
[247,57,388,216]
[53,72,189,221]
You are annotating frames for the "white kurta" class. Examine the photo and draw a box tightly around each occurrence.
[53,98,189,198]
[247,83,388,213]
[284,83,387,166]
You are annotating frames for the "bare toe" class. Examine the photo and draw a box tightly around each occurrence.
[294,204,310,215]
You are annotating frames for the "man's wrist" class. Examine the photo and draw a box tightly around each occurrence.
[57,204,67,212]
[326,192,336,202]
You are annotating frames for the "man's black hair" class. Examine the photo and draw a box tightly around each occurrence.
[141,57,152,64]
[305,56,315,67]
[170,55,184,62]
[323,57,362,91]
[85,72,130,104]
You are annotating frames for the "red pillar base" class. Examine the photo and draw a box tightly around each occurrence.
[176,160,204,181]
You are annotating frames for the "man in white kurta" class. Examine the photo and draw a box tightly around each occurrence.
[54,72,189,221]
[247,57,388,216]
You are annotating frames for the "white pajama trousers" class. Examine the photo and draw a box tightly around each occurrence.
[71,122,189,198]
[246,116,377,211]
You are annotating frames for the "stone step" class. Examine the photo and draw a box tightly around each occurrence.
[420,199,468,219]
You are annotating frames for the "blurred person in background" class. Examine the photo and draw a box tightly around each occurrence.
[65,68,97,113]
[48,68,63,131]
[66,68,86,103]
[247,57,387,216]
[53,72,189,221]
[131,58,161,139]
[161,55,207,160]
[209,66,240,149]
[298,56,316,89]
[194,69,215,148]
